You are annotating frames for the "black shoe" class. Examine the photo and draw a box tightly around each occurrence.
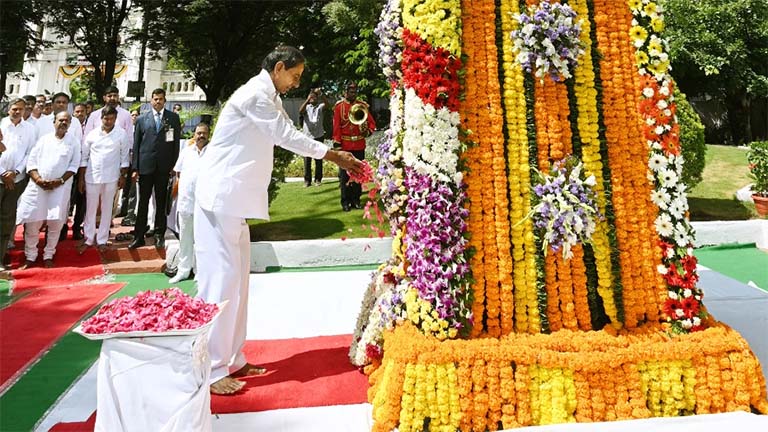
[128,238,146,249]
[353,202,362,209]
[154,235,165,249]
[120,217,135,227]
[342,204,351,212]
[145,228,154,238]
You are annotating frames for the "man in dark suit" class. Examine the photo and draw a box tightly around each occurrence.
[129,88,181,249]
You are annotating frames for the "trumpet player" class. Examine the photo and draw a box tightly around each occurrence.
[332,81,376,211]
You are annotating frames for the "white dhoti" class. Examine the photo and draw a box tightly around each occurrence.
[15,178,72,226]
[24,219,65,261]
[194,205,250,384]
[16,178,73,262]
[84,181,118,246]
[176,211,195,277]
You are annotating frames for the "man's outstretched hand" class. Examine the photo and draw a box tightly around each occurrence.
[325,149,364,177]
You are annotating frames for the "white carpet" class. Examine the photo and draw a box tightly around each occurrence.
[37,267,768,431]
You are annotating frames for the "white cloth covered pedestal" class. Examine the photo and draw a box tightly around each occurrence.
[95,331,212,432]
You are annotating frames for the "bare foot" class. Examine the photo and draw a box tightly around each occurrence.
[231,363,267,377]
[17,260,34,271]
[209,376,245,395]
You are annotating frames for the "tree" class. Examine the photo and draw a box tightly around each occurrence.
[663,0,768,144]
[675,88,707,189]
[0,0,47,101]
[151,0,294,105]
[39,0,132,101]
[321,0,388,99]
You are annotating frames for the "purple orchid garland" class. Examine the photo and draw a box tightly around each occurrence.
[404,168,472,331]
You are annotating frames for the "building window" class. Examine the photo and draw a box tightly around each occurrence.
[191,83,196,91]
[8,84,14,94]
[170,82,175,92]
[183,82,189,92]
[162,82,168,91]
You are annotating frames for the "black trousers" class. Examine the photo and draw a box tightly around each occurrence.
[120,175,137,218]
[304,157,323,183]
[135,172,170,238]
[339,149,365,207]
[71,173,86,231]
[303,136,324,184]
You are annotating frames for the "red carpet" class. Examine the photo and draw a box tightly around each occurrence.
[50,334,369,430]
[211,334,369,413]
[0,283,123,390]
[50,413,95,431]
[9,226,104,292]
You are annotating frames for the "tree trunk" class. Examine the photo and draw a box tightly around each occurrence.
[0,70,7,103]
[725,92,750,145]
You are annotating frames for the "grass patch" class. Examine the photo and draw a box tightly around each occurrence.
[256,145,761,241]
[687,144,760,220]
[249,180,382,241]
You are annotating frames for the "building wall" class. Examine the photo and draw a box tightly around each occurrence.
[4,16,206,105]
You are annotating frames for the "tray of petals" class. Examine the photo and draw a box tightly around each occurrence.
[73,288,225,340]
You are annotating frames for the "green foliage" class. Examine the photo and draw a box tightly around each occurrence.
[747,140,768,196]
[662,0,768,143]
[0,0,48,101]
[321,0,389,99]
[675,88,707,189]
[39,0,132,100]
[269,147,297,205]
[663,0,768,98]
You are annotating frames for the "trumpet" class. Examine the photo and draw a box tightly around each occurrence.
[348,102,369,133]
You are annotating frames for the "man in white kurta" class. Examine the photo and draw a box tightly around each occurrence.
[0,98,38,269]
[78,106,131,251]
[169,123,209,284]
[194,46,362,394]
[15,112,80,268]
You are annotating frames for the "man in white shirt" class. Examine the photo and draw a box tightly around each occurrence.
[83,86,133,148]
[26,94,46,127]
[15,112,80,269]
[0,98,37,270]
[299,88,328,186]
[77,106,130,252]
[80,86,133,240]
[169,123,210,284]
[35,92,83,145]
[195,45,362,395]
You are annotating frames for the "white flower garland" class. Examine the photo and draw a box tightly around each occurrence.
[402,88,462,183]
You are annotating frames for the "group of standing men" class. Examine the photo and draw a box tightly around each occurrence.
[299,81,377,211]
[0,85,190,274]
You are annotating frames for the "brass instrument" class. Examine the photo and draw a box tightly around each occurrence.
[348,102,370,134]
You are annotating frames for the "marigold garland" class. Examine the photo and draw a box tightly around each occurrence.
[361,1,768,430]
[368,322,768,429]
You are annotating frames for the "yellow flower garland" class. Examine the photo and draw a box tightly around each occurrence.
[368,322,768,429]
[500,0,541,334]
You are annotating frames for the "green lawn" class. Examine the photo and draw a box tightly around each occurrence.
[687,144,760,221]
[249,180,383,241]
[255,144,760,241]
